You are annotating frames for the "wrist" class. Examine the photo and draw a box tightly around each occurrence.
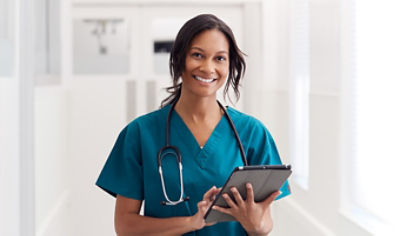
[246,224,270,236]
[247,230,269,236]
[187,215,201,231]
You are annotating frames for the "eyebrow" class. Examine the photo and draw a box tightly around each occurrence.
[190,46,228,55]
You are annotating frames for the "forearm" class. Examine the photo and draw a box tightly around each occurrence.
[245,224,270,236]
[244,208,273,236]
[115,212,196,236]
[245,221,270,236]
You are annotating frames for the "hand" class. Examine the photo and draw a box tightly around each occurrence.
[190,186,221,231]
[212,183,281,236]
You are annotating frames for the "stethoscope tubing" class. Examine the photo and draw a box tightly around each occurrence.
[157,100,248,205]
[216,101,248,166]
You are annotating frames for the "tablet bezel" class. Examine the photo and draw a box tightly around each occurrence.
[203,164,291,223]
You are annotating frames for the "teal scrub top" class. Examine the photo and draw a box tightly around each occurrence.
[96,104,290,236]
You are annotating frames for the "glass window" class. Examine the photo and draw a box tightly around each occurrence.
[0,0,14,77]
[343,1,400,234]
[289,0,310,189]
[35,0,60,76]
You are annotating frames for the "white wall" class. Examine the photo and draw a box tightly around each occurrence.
[31,0,377,235]
[1,0,35,235]
[67,78,127,235]
[0,79,22,236]
[34,86,71,236]
[0,8,19,234]
[31,2,260,236]
[34,78,127,236]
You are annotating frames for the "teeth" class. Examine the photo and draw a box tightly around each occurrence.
[194,76,215,83]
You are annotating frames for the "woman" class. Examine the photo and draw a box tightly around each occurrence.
[96,14,290,235]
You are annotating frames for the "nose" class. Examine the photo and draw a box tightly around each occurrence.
[199,59,216,75]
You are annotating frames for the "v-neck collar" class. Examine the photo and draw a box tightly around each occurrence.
[170,107,230,168]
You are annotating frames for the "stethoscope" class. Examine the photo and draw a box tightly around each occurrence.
[157,100,248,205]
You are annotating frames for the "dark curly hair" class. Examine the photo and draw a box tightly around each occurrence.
[161,14,246,107]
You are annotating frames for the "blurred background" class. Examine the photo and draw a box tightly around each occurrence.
[1,0,399,235]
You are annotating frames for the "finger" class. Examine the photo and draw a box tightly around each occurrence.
[197,200,206,212]
[211,188,223,201]
[212,205,232,215]
[230,187,245,206]
[261,191,281,207]
[223,193,237,209]
[212,187,221,195]
[245,183,254,203]
[197,200,211,216]
[205,221,217,226]
[209,187,222,200]
[203,186,217,201]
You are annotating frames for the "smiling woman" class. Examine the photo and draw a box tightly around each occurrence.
[164,14,246,107]
[96,14,290,236]
[180,29,230,104]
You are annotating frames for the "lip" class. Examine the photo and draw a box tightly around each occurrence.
[193,75,217,84]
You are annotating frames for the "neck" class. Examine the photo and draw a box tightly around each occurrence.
[174,92,221,122]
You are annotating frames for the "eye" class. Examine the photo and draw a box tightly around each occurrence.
[191,52,203,58]
[216,56,227,62]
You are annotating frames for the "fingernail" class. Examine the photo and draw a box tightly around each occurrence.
[246,183,251,188]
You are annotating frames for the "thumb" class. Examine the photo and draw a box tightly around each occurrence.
[197,200,208,214]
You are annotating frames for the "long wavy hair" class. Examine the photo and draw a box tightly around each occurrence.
[161,14,246,107]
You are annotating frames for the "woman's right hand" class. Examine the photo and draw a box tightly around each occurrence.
[190,186,221,230]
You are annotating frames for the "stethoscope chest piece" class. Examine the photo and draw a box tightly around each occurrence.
[157,100,247,206]
[158,145,189,205]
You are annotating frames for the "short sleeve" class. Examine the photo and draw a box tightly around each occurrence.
[246,120,291,200]
[96,122,144,200]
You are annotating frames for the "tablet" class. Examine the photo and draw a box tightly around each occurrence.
[204,165,292,223]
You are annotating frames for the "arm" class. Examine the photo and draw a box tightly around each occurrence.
[115,195,192,236]
[115,186,220,236]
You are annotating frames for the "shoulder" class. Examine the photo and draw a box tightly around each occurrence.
[227,106,268,132]
[227,107,281,165]
[226,106,276,146]
[124,105,170,135]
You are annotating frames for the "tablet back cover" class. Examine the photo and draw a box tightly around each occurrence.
[204,167,291,223]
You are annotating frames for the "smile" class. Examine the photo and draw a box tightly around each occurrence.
[193,75,216,83]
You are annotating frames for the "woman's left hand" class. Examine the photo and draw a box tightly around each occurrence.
[212,183,281,236]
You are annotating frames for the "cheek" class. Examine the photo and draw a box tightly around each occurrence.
[181,62,193,78]
[184,58,197,71]
[219,65,229,77]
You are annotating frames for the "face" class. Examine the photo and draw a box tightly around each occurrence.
[180,29,230,99]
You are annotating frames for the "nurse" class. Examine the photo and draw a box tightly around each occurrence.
[96,14,290,235]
